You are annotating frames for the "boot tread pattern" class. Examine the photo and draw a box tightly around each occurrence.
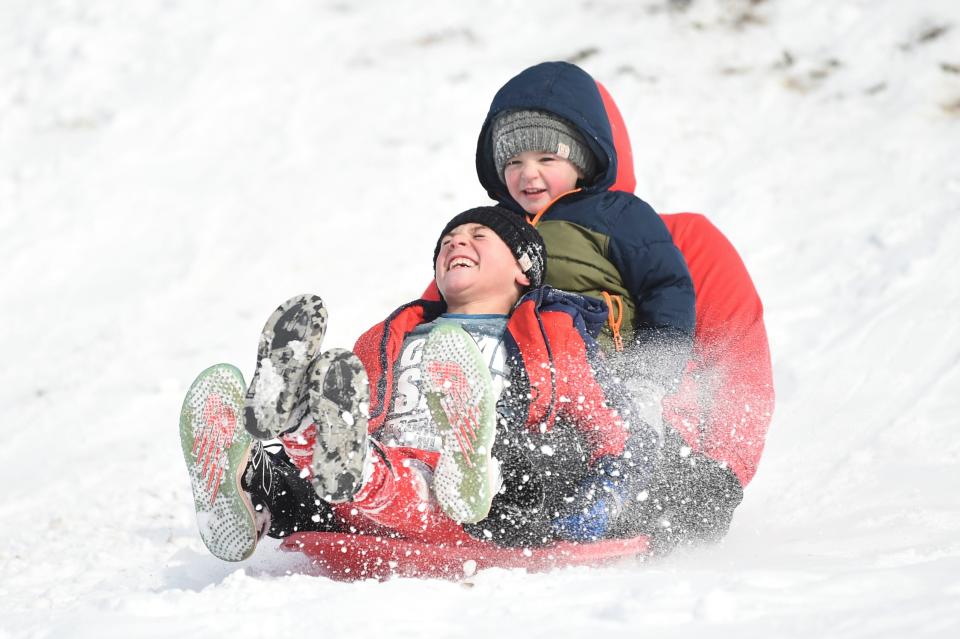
[308,348,370,504]
[422,324,498,524]
[180,364,257,561]
[244,294,327,439]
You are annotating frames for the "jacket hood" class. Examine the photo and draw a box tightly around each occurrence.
[520,286,609,339]
[476,61,618,214]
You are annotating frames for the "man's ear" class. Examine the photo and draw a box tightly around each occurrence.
[515,270,530,288]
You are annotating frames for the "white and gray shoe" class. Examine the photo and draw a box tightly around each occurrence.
[304,348,371,504]
[244,294,327,440]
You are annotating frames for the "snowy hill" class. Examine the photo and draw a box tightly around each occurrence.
[1,1,959,637]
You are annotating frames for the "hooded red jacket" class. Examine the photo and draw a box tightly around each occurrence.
[352,287,632,464]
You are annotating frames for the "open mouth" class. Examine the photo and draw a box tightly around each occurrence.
[447,257,477,270]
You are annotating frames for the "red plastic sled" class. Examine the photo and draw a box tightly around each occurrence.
[280,532,649,581]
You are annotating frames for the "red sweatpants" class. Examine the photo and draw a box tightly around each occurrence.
[305,444,474,545]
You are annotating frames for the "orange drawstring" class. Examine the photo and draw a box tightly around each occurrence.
[601,291,624,352]
[524,191,623,351]
[527,188,582,227]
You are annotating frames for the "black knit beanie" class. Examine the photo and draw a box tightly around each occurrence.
[433,206,546,289]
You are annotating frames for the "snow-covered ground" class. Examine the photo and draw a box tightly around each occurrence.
[2,0,959,636]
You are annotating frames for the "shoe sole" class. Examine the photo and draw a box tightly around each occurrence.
[244,295,327,439]
[180,364,257,561]
[421,323,497,524]
[308,348,370,503]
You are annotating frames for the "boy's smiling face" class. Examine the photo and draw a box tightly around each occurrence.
[503,150,581,214]
[435,223,529,314]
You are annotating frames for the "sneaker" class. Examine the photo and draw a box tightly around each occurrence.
[421,323,499,524]
[309,348,371,503]
[279,348,371,504]
[275,411,317,474]
[244,295,327,439]
[180,364,261,561]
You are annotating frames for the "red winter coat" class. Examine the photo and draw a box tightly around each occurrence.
[598,82,775,486]
[352,288,631,464]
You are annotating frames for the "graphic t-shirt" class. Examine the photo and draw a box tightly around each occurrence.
[378,314,509,451]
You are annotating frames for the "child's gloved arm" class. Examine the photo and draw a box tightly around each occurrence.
[606,200,696,389]
[620,374,668,441]
[623,328,692,397]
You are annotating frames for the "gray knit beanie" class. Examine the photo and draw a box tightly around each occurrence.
[491,109,598,183]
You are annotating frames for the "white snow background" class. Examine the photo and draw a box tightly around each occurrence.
[1,0,959,637]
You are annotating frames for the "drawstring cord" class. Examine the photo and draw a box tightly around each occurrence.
[527,188,582,227]
[601,291,625,352]
[524,192,625,354]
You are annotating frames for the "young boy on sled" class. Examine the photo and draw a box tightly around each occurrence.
[180,206,657,561]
